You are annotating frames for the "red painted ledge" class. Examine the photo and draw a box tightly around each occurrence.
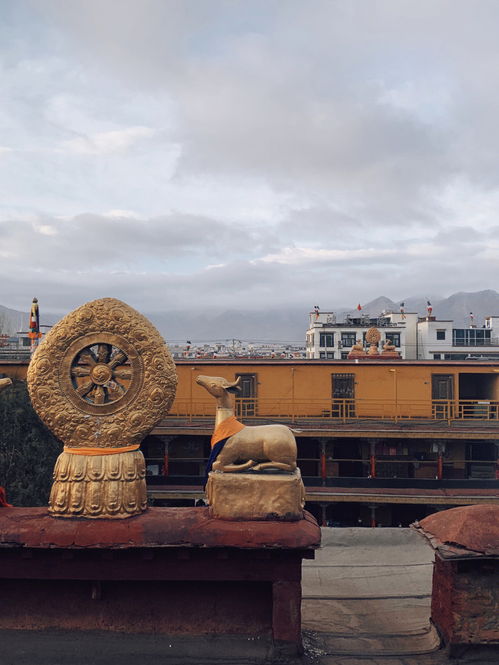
[0,506,321,551]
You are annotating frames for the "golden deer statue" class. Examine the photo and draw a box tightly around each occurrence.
[196,375,298,473]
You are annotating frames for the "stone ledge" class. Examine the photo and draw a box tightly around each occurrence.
[0,506,320,550]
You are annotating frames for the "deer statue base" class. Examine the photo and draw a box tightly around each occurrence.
[206,468,305,521]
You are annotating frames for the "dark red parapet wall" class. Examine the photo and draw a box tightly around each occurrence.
[0,507,320,663]
[413,504,499,656]
[0,506,320,550]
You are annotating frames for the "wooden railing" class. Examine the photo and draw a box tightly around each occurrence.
[0,349,31,360]
[144,455,498,480]
[167,397,499,424]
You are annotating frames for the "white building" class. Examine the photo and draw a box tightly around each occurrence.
[306,310,418,359]
[306,310,499,360]
[417,315,499,360]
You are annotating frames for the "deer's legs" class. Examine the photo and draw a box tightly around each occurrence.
[212,459,255,472]
[251,461,296,472]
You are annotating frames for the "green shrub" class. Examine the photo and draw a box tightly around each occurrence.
[0,379,60,506]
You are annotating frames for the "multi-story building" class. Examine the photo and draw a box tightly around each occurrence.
[307,310,499,361]
[306,310,418,359]
[418,315,499,360]
[139,357,499,527]
[2,355,498,527]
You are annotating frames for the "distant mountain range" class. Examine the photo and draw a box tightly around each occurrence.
[2,290,499,343]
[0,304,29,336]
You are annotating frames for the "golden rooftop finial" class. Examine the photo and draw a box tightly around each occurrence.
[27,298,177,519]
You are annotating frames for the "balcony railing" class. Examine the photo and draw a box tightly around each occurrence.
[0,348,31,360]
[144,455,498,482]
[452,339,499,347]
[166,397,499,424]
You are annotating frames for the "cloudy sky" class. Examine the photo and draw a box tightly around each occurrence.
[1,0,499,316]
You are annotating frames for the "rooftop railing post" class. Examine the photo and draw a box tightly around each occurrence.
[389,369,398,423]
[163,438,170,477]
[436,441,444,480]
[369,440,377,479]
[320,439,327,486]
[189,367,195,423]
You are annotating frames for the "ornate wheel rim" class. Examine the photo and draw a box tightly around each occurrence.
[27,298,177,449]
[60,332,144,416]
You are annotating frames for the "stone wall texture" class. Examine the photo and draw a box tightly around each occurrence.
[432,556,499,647]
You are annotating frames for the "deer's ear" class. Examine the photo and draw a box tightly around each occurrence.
[226,385,241,394]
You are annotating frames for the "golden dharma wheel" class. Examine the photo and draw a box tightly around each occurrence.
[365,327,381,345]
[27,298,177,518]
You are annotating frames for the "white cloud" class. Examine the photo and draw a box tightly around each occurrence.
[34,223,58,236]
[103,209,139,219]
[61,126,156,155]
[256,247,399,265]
[2,2,499,314]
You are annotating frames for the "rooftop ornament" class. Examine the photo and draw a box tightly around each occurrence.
[27,298,177,519]
[196,374,305,520]
[365,326,381,355]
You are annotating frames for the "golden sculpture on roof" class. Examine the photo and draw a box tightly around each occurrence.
[365,327,381,345]
[196,374,305,521]
[365,327,381,356]
[27,298,177,519]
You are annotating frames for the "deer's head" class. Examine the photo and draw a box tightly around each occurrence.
[195,375,241,398]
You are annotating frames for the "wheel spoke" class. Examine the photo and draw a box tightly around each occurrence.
[113,368,132,381]
[71,344,131,405]
[97,344,111,363]
[76,380,94,397]
[108,351,128,369]
[78,349,97,366]
[71,367,91,378]
[93,386,105,405]
[107,380,125,401]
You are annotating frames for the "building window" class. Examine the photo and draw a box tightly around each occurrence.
[319,352,326,359]
[326,352,335,359]
[433,353,441,359]
[385,332,400,347]
[453,329,491,346]
[436,330,446,340]
[320,332,334,347]
[340,352,349,360]
[235,373,257,417]
[341,332,356,347]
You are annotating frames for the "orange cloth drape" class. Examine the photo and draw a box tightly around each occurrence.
[63,444,140,456]
[210,415,245,448]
